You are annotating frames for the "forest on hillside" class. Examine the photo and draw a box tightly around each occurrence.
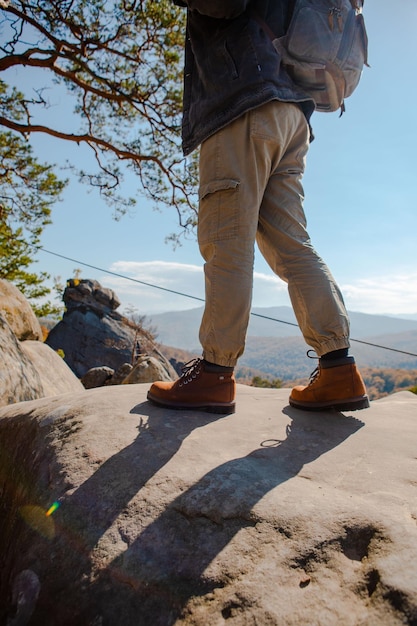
[238,367,417,401]
[360,368,417,400]
[160,346,417,401]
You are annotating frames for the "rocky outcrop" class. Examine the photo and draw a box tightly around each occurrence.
[62,278,121,313]
[122,355,174,384]
[0,280,84,407]
[80,357,175,389]
[45,279,176,382]
[80,366,116,389]
[0,385,416,625]
[82,357,173,388]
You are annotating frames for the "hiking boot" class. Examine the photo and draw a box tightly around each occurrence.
[147,358,236,414]
[289,356,369,412]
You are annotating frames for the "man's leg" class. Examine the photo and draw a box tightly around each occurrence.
[255,104,368,411]
[197,110,267,367]
[148,102,281,411]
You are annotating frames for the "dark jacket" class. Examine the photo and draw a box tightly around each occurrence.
[174,0,315,155]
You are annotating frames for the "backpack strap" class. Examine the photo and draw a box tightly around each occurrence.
[251,11,276,41]
[250,0,296,40]
[286,0,297,31]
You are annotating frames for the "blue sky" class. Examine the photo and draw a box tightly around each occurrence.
[8,0,417,317]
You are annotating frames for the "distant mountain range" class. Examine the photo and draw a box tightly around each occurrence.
[387,313,417,321]
[151,305,417,348]
[151,306,417,380]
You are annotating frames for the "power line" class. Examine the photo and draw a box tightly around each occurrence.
[249,312,417,358]
[39,247,205,303]
[38,247,417,359]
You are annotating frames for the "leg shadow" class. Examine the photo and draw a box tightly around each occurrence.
[27,402,228,625]
[90,408,364,625]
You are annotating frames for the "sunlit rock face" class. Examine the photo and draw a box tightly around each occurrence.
[0,385,416,625]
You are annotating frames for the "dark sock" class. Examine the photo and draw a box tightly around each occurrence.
[203,359,234,373]
[320,348,349,361]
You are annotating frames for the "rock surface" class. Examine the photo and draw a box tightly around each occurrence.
[20,341,85,398]
[122,355,174,384]
[80,366,115,389]
[0,279,43,341]
[0,279,84,407]
[0,313,83,407]
[0,312,44,405]
[1,386,416,625]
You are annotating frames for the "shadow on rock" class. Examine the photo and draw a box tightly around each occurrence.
[88,408,364,625]
[23,404,228,626]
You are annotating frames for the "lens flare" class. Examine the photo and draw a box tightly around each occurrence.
[45,501,60,517]
[19,502,60,539]
[20,506,55,539]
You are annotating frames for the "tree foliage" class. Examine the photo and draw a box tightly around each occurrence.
[361,367,417,401]
[0,0,197,228]
[251,376,283,389]
[0,128,67,315]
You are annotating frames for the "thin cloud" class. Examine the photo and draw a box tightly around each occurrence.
[100,260,417,317]
[342,272,417,315]
[101,260,205,313]
[100,262,290,313]
[252,271,290,307]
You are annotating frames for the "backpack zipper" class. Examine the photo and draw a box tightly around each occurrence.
[335,8,356,63]
[328,7,343,32]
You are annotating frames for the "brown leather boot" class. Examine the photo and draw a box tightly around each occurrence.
[147,358,236,414]
[289,357,369,412]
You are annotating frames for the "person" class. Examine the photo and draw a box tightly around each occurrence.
[147,0,369,414]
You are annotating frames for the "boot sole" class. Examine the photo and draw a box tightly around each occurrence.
[289,395,370,412]
[147,391,236,415]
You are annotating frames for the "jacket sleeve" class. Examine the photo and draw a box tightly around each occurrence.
[173,0,251,19]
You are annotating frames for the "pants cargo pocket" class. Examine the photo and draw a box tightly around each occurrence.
[198,178,240,244]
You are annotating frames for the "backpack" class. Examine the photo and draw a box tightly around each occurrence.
[263,0,369,114]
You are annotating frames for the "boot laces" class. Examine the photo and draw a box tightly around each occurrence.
[306,350,320,386]
[178,358,202,387]
[308,366,320,385]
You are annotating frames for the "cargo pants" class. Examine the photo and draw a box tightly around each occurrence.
[198,100,350,367]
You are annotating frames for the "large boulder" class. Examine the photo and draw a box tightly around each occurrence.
[45,279,176,381]
[45,306,137,378]
[20,341,84,398]
[80,366,115,389]
[0,279,43,341]
[0,385,416,625]
[0,312,84,407]
[0,312,44,405]
[0,279,84,407]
